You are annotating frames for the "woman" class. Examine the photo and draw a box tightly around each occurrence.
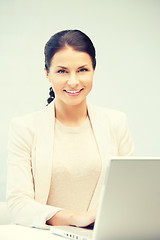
[7,30,134,229]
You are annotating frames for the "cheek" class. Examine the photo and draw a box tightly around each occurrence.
[88,81,93,91]
[81,72,93,82]
[50,77,62,90]
[85,75,93,88]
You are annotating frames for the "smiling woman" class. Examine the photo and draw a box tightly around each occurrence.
[7,29,134,229]
[45,46,94,126]
[45,30,96,106]
[44,30,96,126]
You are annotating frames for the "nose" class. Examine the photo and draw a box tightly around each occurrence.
[67,73,79,88]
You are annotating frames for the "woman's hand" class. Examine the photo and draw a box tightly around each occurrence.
[47,209,96,227]
[70,209,96,227]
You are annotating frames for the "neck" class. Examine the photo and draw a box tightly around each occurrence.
[54,99,88,127]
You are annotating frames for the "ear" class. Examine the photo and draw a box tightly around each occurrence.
[44,67,48,77]
[44,67,51,82]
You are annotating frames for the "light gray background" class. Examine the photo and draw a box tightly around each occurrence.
[0,0,160,200]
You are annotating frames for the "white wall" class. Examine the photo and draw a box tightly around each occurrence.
[0,0,160,200]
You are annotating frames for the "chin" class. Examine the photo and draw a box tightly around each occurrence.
[64,98,86,107]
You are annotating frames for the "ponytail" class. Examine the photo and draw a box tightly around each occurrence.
[47,87,55,106]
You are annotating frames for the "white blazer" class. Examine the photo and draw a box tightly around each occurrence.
[7,102,134,228]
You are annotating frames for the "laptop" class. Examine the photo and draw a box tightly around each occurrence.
[50,157,160,240]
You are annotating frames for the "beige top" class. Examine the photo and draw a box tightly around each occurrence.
[47,116,101,211]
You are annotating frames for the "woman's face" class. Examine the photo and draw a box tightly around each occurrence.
[45,46,94,107]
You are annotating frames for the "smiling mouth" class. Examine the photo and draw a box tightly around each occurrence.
[64,89,82,94]
[64,88,84,96]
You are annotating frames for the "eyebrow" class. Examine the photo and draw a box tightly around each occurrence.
[56,65,88,69]
[56,66,68,69]
[78,65,88,69]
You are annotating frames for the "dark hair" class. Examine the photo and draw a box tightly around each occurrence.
[45,29,96,105]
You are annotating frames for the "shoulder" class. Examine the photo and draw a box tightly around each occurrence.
[10,103,53,129]
[9,103,54,137]
[8,103,54,149]
[88,103,127,126]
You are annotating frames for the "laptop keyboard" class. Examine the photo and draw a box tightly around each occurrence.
[50,225,93,240]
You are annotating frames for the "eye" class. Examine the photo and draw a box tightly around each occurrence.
[57,69,67,74]
[78,68,88,72]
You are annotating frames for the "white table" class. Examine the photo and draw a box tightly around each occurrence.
[0,224,64,240]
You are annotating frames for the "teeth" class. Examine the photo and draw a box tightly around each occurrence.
[66,89,81,93]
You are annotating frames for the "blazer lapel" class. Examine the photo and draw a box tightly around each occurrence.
[34,102,55,204]
[87,103,113,211]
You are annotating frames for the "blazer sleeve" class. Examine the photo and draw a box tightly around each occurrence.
[6,117,61,228]
[116,112,135,156]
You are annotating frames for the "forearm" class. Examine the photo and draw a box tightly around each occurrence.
[46,209,96,227]
[47,210,74,226]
